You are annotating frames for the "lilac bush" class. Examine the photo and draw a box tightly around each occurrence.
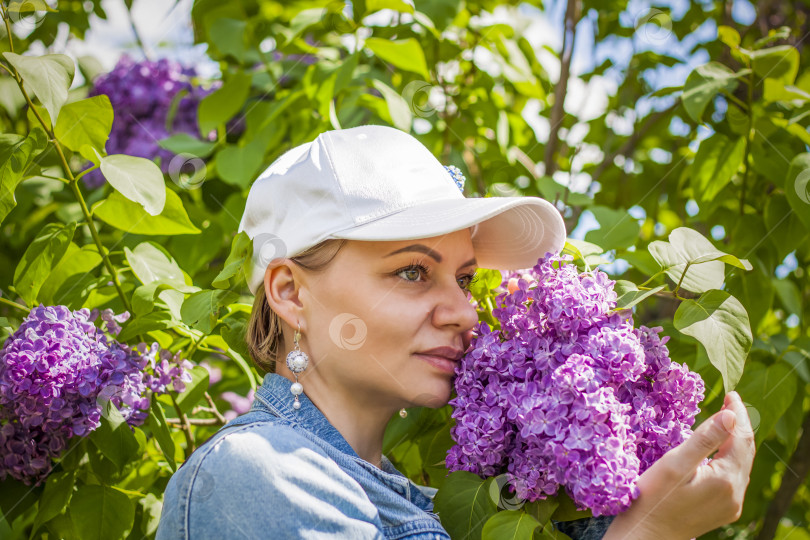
[0,305,192,486]
[82,54,215,188]
[446,253,705,516]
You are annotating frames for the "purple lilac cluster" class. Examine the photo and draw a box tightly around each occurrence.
[0,305,192,486]
[82,54,215,188]
[446,253,705,517]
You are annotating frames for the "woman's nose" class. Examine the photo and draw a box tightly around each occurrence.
[431,281,479,332]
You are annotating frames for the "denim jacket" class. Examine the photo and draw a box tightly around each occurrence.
[155,373,613,539]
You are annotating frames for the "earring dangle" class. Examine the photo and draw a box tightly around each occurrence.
[286,322,309,410]
[399,408,408,418]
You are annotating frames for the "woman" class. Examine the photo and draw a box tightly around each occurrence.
[155,125,754,540]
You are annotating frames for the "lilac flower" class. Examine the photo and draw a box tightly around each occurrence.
[0,305,193,486]
[447,253,705,516]
[82,54,216,188]
[221,389,255,421]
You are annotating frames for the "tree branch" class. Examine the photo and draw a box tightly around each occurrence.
[543,0,581,177]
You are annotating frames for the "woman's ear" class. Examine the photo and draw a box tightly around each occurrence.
[263,262,304,328]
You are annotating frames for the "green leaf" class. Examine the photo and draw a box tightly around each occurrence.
[751,45,799,85]
[433,471,498,540]
[725,264,774,334]
[0,77,26,114]
[736,360,798,447]
[370,79,412,132]
[54,95,113,154]
[648,227,750,294]
[365,37,429,79]
[88,399,140,470]
[583,206,640,251]
[69,484,134,540]
[674,290,752,392]
[174,365,210,414]
[482,510,541,540]
[158,133,216,158]
[690,133,746,202]
[682,62,745,123]
[93,188,200,236]
[772,278,802,316]
[212,231,253,289]
[717,25,740,48]
[131,281,201,317]
[365,0,414,14]
[0,129,49,225]
[469,268,503,300]
[125,241,187,285]
[100,154,166,216]
[669,228,752,269]
[7,0,57,12]
[2,53,75,125]
[785,153,810,231]
[208,18,247,62]
[117,311,174,342]
[523,498,559,527]
[30,471,75,539]
[0,476,43,523]
[535,177,594,207]
[651,241,720,292]
[198,71,252,135]
[139,493,163,537]
[214,137,267,188]
[38,243,102,305]
[181,289,239,334]
[549,492,591,521]
[613,281,666,310]
[148,394,177,472]
[13,221,76,306]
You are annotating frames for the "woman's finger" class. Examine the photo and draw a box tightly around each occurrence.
[666,409,736,473]
[714,392,756,471]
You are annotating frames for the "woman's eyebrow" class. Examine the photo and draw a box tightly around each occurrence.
[383,244,477,268]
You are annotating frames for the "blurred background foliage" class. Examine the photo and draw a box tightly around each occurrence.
[0,0,809,538]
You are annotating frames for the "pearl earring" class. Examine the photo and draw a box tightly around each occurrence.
[399,408,408,418]
[286,322,309,410]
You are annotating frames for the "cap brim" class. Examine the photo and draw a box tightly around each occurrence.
[328,196,566,271]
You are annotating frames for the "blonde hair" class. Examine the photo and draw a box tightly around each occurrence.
[246,239,348,374]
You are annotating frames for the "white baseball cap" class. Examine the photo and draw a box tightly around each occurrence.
[238,124,566,295]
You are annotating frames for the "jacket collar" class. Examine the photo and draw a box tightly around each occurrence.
[251,373,407,478]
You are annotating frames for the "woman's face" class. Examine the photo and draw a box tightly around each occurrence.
[284,228,480,410]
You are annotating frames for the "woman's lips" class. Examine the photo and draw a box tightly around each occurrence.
[414,353,458,374]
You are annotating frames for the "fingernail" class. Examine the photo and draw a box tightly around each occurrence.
[716,409,736,433]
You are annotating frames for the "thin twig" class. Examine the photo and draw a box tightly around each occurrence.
[170,393,195,453]
[166,417,221,426]
[203,391,227,424]
[0,295,30,313]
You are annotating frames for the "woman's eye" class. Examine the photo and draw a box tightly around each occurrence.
[397,265,480,291]
[400,268,419,281]
[397,265,427,283]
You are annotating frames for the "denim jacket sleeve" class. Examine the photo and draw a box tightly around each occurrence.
[552,515,616,539]
[155,421,386,539]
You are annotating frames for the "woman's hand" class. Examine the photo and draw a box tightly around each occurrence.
[603,391,755,540]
